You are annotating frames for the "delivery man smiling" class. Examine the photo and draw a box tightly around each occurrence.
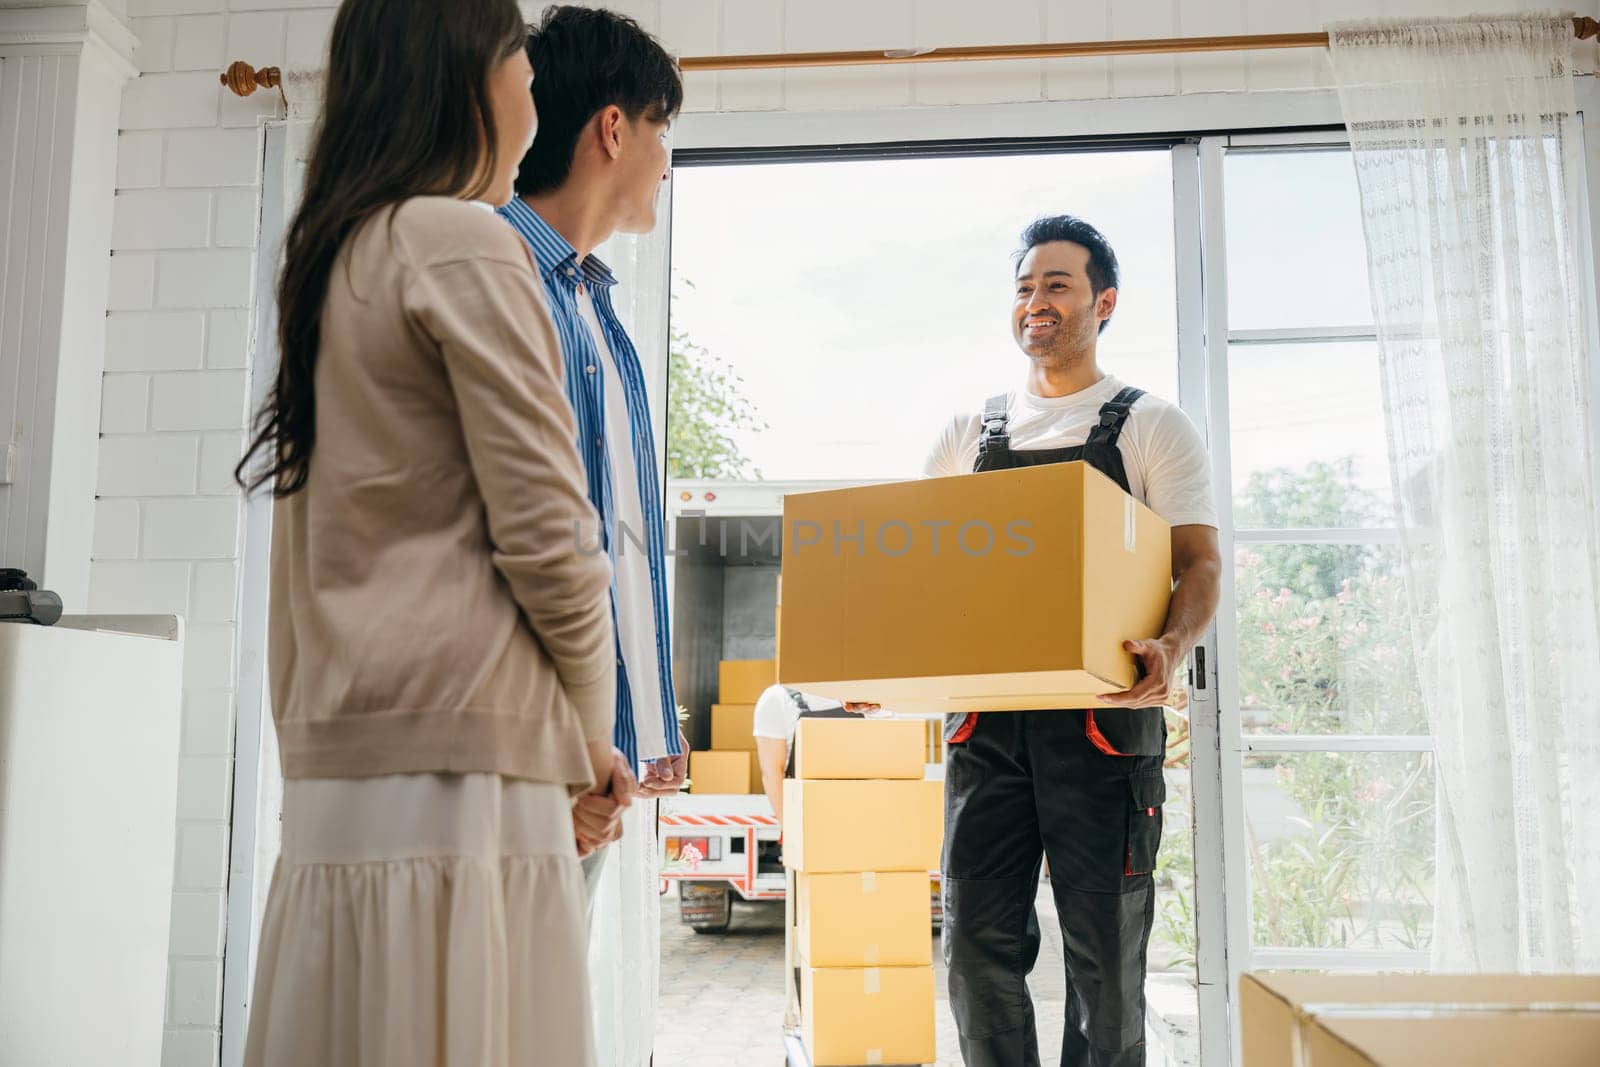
[853,215,1221,1067]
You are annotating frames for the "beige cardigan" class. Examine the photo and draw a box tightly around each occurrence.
[268,197,614,792]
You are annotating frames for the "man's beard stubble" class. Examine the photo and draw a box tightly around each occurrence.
[1022,304,1097,371]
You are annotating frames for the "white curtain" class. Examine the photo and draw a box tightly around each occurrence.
[585,801,663,1067]
[592,183,675,1067]
[271,71,675,1066]
[1328,14,1600,971]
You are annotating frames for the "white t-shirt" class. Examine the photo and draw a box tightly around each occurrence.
[923,374,1218,528]
[577,288,668,763]
[751,684,844,744]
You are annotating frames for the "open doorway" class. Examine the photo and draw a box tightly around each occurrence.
[659,145,1201,1066]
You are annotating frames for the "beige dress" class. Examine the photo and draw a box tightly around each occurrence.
[242,773,594,1067]
[244,198,609,1066]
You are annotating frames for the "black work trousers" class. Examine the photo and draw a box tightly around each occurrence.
[942,710,1165,1067]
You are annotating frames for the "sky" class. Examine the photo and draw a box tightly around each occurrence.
[668,145,1392,523]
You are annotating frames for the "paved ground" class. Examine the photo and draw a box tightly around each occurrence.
[654,884,1069,1067]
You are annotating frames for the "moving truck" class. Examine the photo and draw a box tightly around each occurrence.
[660,479,942,932]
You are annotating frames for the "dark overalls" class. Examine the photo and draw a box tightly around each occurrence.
[942,386,1167,1067]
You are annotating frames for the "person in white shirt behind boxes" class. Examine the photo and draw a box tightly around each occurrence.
[751,684,859,827]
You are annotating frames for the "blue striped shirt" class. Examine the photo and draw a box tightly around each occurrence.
[498,198,682,766]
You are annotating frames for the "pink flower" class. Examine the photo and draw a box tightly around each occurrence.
[1354,779,1394,804]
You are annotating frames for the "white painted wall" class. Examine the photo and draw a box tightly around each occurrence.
[0,1,138,609]
[87,1,1600,1064]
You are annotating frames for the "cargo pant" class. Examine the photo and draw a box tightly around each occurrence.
[941,709,1165,1067]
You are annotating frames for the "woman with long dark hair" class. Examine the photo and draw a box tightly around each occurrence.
[240,2,630,1063]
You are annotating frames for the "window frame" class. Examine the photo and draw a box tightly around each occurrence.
[1200,131,1440,981]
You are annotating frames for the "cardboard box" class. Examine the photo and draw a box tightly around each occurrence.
[778,461,1171,714]
[1240,973,1600,1067]
[719,658,775,704]
[797,871,932,967]
[688,751,752,795]
[794,718,926,780]
[1302,1011,1600,1067]
[710,703,758,751]
[782,779,942,873]
[802,965,936,1067]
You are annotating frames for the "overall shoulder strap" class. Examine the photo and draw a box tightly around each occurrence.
[976,393,1010,458]
[1085,386,1145,448]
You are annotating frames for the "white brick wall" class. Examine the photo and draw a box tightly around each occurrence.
[176,823,231,890]
[114,189,213,249]
[150,370,248,430]
[94,499,143,558]
[117,130,165,188]
[108,254,159,309]
[156,250,254,308]
[105,311,206,370]
[182,689,238,755]
[98,434,200,496]
[167,129,262,187]
[142,498,241,558]
[100,374,152,433]
[94,2,1600,1064]
[98,12,275,1062]
[173,14,225,72]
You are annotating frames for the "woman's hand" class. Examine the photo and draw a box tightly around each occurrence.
[575,744,637,857]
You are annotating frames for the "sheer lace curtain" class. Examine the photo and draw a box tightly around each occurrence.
[591,203,675,1067]
[1328,14,1600,971]
[272,73,673,1066]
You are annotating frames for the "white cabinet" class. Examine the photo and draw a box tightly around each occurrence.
[0,615,184,1065]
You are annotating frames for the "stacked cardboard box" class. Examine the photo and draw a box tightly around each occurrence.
[688,658,775,795]
[1241,972,1600,1067]
[785,718,941,1066]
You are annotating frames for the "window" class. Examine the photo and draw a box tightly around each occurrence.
[1214,144,1433,965]
[668,148,1208,991]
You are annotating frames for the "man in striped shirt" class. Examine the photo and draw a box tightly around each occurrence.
[498,6,687,933]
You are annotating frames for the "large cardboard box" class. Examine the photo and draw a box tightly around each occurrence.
[710,703,758,751]
[797,871,932,967]
[782,779,942,873]
[719,659,775,704]
[778,461,1171,713]
[802,965,936,1067]
[794,717,926,780]
[1240,973,1600,1067]
[1300,1011,1600,1067]
[688,751,751,795]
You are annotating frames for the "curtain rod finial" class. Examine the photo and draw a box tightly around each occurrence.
[222,61,281,97]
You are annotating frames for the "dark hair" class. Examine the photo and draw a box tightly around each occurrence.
[513,5,683,197]
[236,0,525,496]
[1016,215,1120,334]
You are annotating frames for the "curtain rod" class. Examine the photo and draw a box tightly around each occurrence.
[221,17,1600,97]
[681,23,1597,72]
